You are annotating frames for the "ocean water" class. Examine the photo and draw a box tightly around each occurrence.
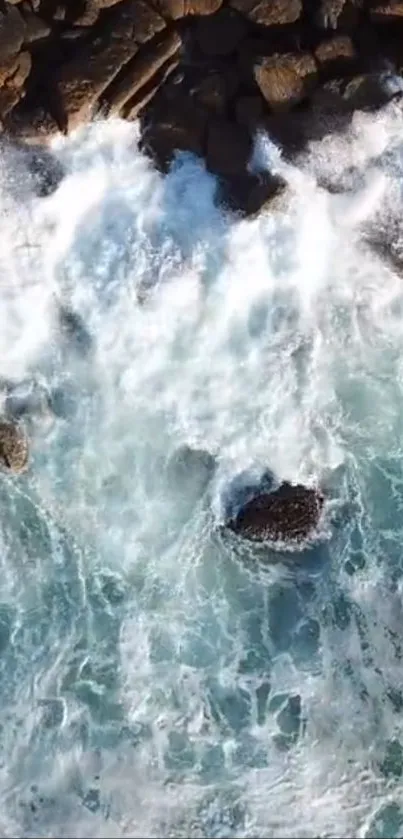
[0,104,403,837]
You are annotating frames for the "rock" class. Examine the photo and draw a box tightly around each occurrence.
[0,6,25,61]
[206,116,252,175]
[124,53,179,119]
[151,0,223,15]
[207,116,252,176]
[342,72,399,111]
[216,170,287,218]
[104,29,181,115]
[254,52,317,111]
[195,7,247,57]
[229,0,302,26]
[56,0,166,131]
[193,72,231,115]
[149,0,185,17]
[4,102,60,142]
[315,35,356,76]
[72,0,101,27]
[140,93,208,170]
[185,0,223,12]
[227,482,324,543]
[317,0,350,29]
[20,6,51,42]
[235,93,265,128]
[370,2,403,21]
[0,421,29,474]
[0,50,31,118]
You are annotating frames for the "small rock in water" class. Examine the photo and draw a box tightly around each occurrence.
[227,481,324,543]
[0,421,29,474]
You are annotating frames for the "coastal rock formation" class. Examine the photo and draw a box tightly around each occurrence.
[0,0,401,213]
[227,482,324,543]
[0,420,29,474]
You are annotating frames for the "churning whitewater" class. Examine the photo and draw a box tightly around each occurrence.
[1,105,403,838]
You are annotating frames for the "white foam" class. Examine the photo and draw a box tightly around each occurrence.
[0,110,402,836]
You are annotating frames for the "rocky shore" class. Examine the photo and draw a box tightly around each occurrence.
[1,0,399,542]
[0,0,402,214]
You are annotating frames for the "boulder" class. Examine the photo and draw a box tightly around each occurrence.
[20,6,51,43]
[227,482,324,543]
[235,93,265,128]
[124,53,179,119]
[206,116,252,175]
[185,0,223,12]
[140,93,208,170]
[192,72,231,115]
[370,2,403,21]
[0,6,26,61]
[151,0,223,14]
[4,102,60,142]
[104,29,181,115]
[0,50,31,119]
[195,7,248,57]
[229,0,302,26]
[0,421,29,474]
[317,0,352,29]
[315,35,356,77]
[254,52,317,111]
[216,170,287,218]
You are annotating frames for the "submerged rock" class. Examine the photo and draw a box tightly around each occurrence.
[227,481,324,543]
[0,421,29,474]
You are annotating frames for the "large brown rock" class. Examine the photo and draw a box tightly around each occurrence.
[151,0,223,14]
[124,53,179,119]
[229,0,302,26]
[56,0,166,131]
[0,51,31,118]
[185,0,223,12]
[104,29,181,115]
[195,7,248,57]
[0,421,29,474]
[227,482,324,543]
[255,52,317,111]
[150,0,186,17]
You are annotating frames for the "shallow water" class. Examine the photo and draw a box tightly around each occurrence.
[0,109,403,836]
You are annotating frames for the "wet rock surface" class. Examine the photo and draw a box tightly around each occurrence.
[0,420,29,474]
[227,482,324,544]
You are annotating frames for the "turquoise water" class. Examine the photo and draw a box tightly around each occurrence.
[0,112,403,836]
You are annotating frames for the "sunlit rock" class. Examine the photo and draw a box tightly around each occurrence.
[227,481,324,543]
[0,420,29,474]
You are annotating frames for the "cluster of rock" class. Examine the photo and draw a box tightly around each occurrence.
[0,0,401,213]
